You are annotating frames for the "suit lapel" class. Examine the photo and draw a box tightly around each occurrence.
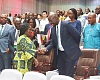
[1,24,8,36]
[60,21,64,39]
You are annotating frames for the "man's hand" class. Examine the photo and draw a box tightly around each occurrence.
[6,48,10,53]
[37,48,47,54]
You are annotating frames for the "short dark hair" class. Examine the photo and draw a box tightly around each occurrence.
[42,11,48,14]
[20,23,30,36]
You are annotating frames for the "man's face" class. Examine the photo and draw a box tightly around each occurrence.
[95,6,100,14]
[88,15,96,25]
[49,16,59,26]
[77,9,81,16]
[42,12,47,18]
[15,21,21,30]
[0,14,7,25]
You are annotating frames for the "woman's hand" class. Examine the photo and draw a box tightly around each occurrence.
[34,58,39,67]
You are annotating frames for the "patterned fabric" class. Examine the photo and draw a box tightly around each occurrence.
[13,34,36,75]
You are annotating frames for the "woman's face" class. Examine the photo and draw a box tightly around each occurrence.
[29,19,35,28]
[67,10,75,19]
[25,26,33,37]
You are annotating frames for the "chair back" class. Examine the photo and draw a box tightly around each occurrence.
[34,49,54,74]
[23,71,47,80]
[0,69,22,80]
[76,49,100,76]
[46,70,59,80]
[50,75,75,80]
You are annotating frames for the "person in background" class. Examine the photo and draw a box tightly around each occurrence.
[83,13,100,49]
[13,23,38,75]
[27,17,39,48]
[9,18,21,67]
[8,13,13,22]
[37,14,42,24]
[67,8,81,35]
[6,18,12,25]
[95,5,100,22]
[27,17,36,39]
[0,14,14,69]
[77,8,86,46]
[39,11,49,34]
[38,14,82,78]
[33,13,40,28]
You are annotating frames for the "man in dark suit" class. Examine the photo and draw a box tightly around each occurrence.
[39,14,82,77]
[9,18,21,64]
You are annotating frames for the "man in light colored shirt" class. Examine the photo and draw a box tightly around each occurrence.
[83,13,100,49]
[39,11,49,33]
[95,5,100,22]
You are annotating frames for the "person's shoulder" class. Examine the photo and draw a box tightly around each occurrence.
[45,23,50,27]
[61,20,73,28]
[84,24,90,30]
[76,20,81,23]
[6,23,14,28]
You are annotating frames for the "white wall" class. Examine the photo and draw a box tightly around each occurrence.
[86,0,100,12]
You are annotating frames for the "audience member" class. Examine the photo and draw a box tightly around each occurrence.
[13,23,38,75]
[39,11,49,34]
[9,18,21,66]
[95,5,100,22]
[67,8,81,35]
[0,14,14,69]
[38,14,82,78]
[83,13,100,49]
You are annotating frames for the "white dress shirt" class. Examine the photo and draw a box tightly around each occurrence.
[39,18,49,32]
[56,20,64,51]
[15,29,20,41]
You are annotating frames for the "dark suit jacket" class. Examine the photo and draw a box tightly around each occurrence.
[46,21,82,60]
[44,24,51,35]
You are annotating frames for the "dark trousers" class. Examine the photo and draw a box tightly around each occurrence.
[58,50,76,78]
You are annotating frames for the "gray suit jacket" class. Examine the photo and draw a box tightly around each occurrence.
[0,24,14,53]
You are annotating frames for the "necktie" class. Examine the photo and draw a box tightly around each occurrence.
[47,28,51,40]
[16,30,20,41]
[0,25,3,36]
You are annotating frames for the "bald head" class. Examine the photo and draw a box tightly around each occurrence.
[88,13,96,25]
[88,13,96,18]
[48,14,59,26]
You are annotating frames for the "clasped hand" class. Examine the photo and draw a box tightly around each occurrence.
[37,47,47,54]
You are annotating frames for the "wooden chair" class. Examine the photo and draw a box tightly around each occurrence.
[74,49,100,80]
[33,49,54,74]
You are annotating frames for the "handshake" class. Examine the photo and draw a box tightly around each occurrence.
[36,47,48,54]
